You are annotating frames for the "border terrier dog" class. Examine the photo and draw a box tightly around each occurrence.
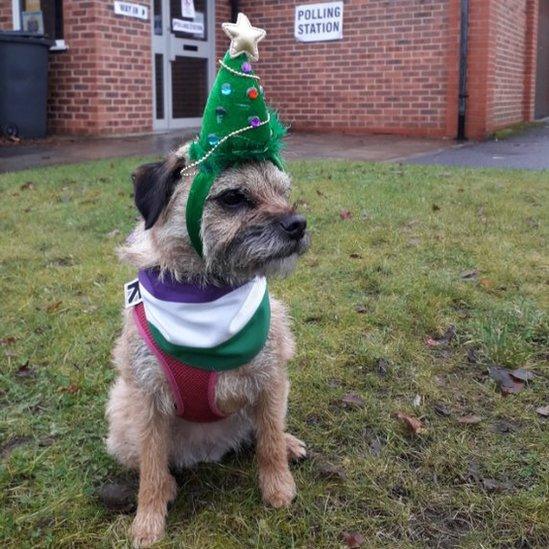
[105,146,310,547]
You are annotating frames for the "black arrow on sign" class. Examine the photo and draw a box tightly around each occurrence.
[126,280,141,304]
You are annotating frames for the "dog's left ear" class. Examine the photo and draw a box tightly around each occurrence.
[132,153,185,229]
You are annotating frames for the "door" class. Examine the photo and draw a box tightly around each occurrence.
[152,0,216,131]
[535,0,549,119]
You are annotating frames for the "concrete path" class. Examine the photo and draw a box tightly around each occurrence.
[407,119,549,170]
[3,121,546,173]
[0,129,452,174]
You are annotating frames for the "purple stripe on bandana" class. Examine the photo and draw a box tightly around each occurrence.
[138,269,238,303]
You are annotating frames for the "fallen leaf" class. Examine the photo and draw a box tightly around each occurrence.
[340,209,352,220]
[457,414,482,425]
[20,181,35,190]
[479,278,494,289]
[342,531,365,548]
[501,381,525,395]
[426,325,456,348]
[535,405,549,417]
[482,478,510,493]
[413,394,422,407]
[0,336,17,346]
[341,393,365,408]
[63,384,79,394]
[434,403,451,416]
[316,460,347,481]
[45,301,63,313]
[16,362,36,378]
[36,436,56,449]
[509,368,535,382]
[396,412,426,434]
[489,366,525,395]
[460,269,479,280]
[491,419,516,434]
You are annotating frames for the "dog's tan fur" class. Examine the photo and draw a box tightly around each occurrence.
[106,153,308,547]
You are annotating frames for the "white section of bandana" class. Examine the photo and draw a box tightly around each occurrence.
[140,277,267,349]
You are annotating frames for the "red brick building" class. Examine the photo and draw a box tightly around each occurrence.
[1,0,548,139]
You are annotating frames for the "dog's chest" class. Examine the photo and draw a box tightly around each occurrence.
[129,269,271,422]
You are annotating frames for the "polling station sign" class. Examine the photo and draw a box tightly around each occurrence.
[294,2,343,42]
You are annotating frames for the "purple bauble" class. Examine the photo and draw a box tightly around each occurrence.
[248,116,261,128]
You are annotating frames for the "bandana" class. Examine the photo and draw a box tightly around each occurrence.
[137,269,270,371]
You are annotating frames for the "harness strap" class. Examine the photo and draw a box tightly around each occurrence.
[133,303,227,423]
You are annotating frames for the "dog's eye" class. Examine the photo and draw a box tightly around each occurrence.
[217,189,251,209]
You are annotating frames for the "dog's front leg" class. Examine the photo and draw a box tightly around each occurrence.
[253,372,297,508]
[131,395,177,548]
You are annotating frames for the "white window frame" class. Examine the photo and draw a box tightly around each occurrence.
[11,0,68,51]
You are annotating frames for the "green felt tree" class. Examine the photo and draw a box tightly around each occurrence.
[184,13,286,256]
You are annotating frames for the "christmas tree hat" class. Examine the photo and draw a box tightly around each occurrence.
[182,13,286,256]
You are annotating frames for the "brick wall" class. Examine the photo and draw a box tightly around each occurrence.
[216,0,231,59]
[0,2,11,28]
[238,0,460,137]
[2,0,541,139]
[464,0,537,138]
[234,0,539,139]
[523,0,538,121]
[48,0,152,135]
[492,0,529,127]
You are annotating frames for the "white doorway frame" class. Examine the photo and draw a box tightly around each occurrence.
[152,0,216,131]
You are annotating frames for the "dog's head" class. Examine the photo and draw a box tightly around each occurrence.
[130,149,309,283]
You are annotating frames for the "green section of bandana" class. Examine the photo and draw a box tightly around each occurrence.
[185,50,286,256]
[148,288,271,371]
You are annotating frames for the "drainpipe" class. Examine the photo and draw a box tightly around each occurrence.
[229,0,239,23]
[457,0,469,141]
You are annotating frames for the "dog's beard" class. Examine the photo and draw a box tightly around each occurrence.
[207,224,310,281]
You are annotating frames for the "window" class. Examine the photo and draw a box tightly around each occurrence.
[13,0,66,50]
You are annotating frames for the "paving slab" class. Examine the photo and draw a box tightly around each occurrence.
[0,129,452,174]
[407,120,549,170]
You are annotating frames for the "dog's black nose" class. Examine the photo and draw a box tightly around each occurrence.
[279,213,307,240]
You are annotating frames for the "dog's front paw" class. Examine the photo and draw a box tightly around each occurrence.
[285,433,307,461]
[260,469,297,508]
[131,510,165,548]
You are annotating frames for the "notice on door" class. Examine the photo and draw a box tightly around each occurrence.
[113,1,148,20]
[172,16,204,37]
[295,1,343,42]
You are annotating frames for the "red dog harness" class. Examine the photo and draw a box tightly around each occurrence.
[133,303,227,422]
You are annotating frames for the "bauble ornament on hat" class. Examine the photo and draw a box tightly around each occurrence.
[181,13,286,256]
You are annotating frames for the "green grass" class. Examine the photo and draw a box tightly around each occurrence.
[1,158,548,548]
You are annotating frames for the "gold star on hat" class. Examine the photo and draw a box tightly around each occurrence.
[222,13,266,62]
